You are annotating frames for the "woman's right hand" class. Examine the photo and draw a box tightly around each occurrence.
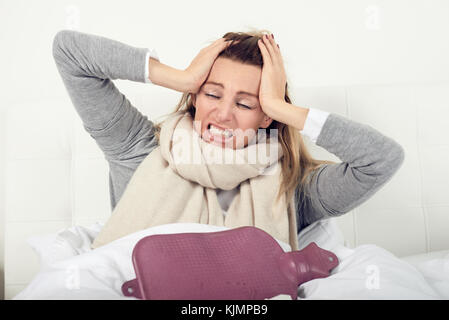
[183,38,234,94]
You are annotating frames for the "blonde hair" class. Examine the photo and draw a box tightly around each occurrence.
[153,29,335,204]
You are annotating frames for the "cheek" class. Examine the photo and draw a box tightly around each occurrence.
[232,118,259,146]
[193,100,213,132]
[235,113,260,131]
[195,98,214,116]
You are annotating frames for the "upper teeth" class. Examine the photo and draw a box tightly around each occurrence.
[210,125,233,138]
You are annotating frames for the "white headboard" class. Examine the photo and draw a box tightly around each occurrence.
[3,83,449,298]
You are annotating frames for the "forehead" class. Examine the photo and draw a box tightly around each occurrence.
[205,57,261,95]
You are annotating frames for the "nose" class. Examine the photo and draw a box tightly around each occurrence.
[216,100,234,123]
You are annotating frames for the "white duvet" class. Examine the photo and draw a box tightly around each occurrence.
[14,219,449,300]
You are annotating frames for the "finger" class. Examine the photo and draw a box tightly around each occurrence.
[262,34,277,63]
[265,34,285,70]
[268,34,280,52]
[211,38,233,52]
[205,38,226,49]
[201,39,227,57]
[222,38,234,48]
[217,37,229,44]
[216,37,233,45]
[270,35,282,62]
[257,38,272,66]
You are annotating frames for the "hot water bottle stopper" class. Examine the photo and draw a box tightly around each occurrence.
[122,226,339,300]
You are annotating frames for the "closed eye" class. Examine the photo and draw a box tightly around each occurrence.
[205,94,252,109]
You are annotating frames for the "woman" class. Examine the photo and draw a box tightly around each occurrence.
[52,29,404,251]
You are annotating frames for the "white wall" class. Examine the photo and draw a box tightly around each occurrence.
[1,0,449,299]
[1,0,449,111]
[0,108,5,300]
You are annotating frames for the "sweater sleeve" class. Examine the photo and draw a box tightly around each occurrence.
[52,30,160,162]
[295,112,405,232]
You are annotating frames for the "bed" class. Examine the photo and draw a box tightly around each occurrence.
[2,83,449,299]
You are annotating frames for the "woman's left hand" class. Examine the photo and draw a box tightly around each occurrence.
[257,34,287,120]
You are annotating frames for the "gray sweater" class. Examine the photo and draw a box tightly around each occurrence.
[52,30,405,235]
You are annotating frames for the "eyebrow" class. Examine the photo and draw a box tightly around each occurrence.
[204,81,258,98]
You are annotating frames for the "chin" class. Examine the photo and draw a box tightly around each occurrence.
[204,135,236,149]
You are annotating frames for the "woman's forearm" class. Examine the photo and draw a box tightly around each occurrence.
[148,58,192,93]
[266,101,310,131]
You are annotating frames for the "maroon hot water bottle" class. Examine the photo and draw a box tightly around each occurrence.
[122,226,339,300]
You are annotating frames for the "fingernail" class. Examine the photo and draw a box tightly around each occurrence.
[271,34,274,39]
[277,44,280,49]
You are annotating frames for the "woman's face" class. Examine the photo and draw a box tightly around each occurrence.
[192,57,273,149]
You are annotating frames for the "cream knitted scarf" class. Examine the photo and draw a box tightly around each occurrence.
[92,111,299,250]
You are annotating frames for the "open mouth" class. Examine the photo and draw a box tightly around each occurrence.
[206,123,235,145]
[208,124,233,137]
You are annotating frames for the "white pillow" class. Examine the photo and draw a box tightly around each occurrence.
[27,218,344,268]
[27,222,296,268]
[298,244,442,299]
[27,223,103,267]
[297,217,345,251]
[27,216,346,271]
